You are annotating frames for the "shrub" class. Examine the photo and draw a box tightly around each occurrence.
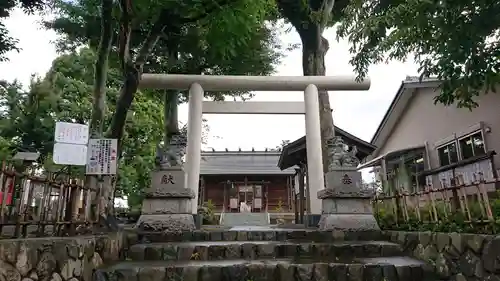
[198,199,218,225]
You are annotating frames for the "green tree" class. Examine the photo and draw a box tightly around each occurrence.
[45,48,166,212]
[38,48,213,209]
[0,48,219,210]
[45,0,286,219]
[337,0,500,109]
[275,0,349,172]
[0,79,55,159]
[0,49,163,209]
[47,0,283,144]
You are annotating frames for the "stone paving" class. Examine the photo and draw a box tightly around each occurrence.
[220,213,270,227]
[94,229,441,281]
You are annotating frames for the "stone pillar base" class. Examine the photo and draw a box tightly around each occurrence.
[136,214,195,232]
[318,169,380,231]
[135,167,196,232]
[318,213,379,231]
[192,214,202,230]
[304,214,321,228]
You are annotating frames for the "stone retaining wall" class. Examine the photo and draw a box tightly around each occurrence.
[0,232,131,281]
[383,230,500,281]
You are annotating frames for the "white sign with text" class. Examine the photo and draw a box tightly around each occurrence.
[85,138,118,175]
[54,122,89,145]
[53,143,87,166]
[53,122,89,166]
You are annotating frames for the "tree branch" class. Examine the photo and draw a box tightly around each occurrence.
[319,0,335,32]
[134,10,170,68]
[179,0,234,24]
[118,0,132,74]
[90,0,113,137]
[106,10,169,144]
[275,0,313,36]
[107,0,237,148]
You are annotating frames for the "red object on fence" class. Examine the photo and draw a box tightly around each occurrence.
[0,180,14,205]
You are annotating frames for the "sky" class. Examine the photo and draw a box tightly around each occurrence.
[0,8,420,181]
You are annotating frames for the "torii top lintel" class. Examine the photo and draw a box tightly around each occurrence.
[139,74,371,92]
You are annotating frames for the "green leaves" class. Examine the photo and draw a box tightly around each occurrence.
[33,0,287,209]
[337,0,500,108]
[0,48,165,208]
[0,78,56,157]
[46,0,284,81]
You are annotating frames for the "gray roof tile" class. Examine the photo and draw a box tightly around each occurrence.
[200,151,296,175]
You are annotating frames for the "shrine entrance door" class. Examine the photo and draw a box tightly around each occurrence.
[238,186,253,209]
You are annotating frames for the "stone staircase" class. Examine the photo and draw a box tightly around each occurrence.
[220,212,270,227]
[94,229,440,281]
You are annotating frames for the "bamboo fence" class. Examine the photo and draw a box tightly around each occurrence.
[0,162,98,238]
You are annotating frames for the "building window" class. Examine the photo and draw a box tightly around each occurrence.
[459,132,485,160]
[404,152,425,192]
[437,131,486,166]
[437,142,459,166]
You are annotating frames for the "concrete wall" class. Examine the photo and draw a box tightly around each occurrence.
[384,230,500,281]
[378,87,500,170]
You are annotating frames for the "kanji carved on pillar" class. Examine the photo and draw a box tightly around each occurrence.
[161,174,175,184]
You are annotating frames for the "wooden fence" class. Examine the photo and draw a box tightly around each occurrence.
[373,154,500,229]
[0,162,97,238]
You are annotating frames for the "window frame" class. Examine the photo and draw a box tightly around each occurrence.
[403,152,425,193]
[436,130,486,166]
[436,141,459,166]
[458,131,486,160]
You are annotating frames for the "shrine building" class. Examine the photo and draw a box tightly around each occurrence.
[198,149,295,213]
[198,127,375,220]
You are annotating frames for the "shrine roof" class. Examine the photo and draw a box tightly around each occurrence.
[277,126,376,170]
[200,150,296,175]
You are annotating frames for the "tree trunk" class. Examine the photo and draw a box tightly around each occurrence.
[301,35,335,174]
[89,0,113,137]
[88,0,114,228]
[102,4,228,219]
[164,89,179,145]
[107,10,167,144]
[163,48,180,148]
[102,6,166,224]
[107,65,141,144]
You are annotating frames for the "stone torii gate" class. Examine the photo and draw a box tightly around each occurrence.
[136,74,373,231]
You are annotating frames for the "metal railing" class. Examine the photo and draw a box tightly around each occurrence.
[0,162,97,238]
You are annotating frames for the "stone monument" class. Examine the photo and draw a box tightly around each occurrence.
[317,136,380,231]
[135,92,196,231]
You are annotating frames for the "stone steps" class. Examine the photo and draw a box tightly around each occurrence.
[128,240,404,262]
[136,229,384,243]
[220,212,270,227]
[94,257,438,281]
[94,229,440,281]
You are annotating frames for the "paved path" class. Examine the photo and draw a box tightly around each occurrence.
[220,212,270,227]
